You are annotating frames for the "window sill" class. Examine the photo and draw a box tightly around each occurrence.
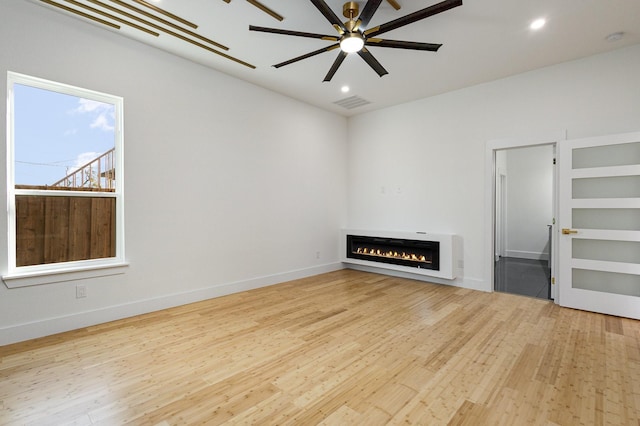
[2,262,129,288]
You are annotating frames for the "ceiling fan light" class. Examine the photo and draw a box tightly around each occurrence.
[340,33,364,53]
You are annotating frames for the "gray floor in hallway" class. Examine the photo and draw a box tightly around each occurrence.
[494,257,551,300]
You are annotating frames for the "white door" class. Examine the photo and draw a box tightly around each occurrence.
[558,131,640,319]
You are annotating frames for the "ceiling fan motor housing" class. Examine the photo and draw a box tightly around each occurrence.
[343,2,359,19]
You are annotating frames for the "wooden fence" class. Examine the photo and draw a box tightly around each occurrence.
[16,193,115,267]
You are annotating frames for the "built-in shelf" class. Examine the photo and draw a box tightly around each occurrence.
[341,229,457,280]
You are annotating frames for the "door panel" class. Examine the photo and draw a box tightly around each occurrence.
[558,131,640,319]
[572,141,640,168]
[573,239,640,264]
[572,207,640,230]
[572,175,640,198]
[572,269,639,297]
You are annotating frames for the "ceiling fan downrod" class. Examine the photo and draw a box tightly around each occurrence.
[343,1,359,30]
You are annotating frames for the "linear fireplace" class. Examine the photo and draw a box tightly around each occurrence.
[346,235,439,271]
[341,230,457,280]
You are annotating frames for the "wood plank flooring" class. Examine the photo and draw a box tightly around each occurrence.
[1,269,639,425]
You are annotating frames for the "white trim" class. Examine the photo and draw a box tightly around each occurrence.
[0,262,344,346]
[5,71,125,278]
[13,189,118,197]
[485,130,566,297]
[571,164,640,178]
[565,131,640,149]
[3,262,129,288]
[572,258,640,275]
[572,229,640,241]
[7,71,120,104]
[7,72,17,271]
[496,171,507,259]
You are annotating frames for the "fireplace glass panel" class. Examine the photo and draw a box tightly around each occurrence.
[346,235,440,270]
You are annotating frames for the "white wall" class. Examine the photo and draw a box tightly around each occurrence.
[0,0,348,344]
[347,43,640,291]
[504,145,553,260]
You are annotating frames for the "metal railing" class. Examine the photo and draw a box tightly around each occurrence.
[51,148,115,190]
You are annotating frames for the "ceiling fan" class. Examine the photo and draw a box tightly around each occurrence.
[249,0,462,82]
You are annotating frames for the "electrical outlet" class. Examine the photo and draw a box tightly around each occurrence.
[316,251,321,259]
[458,259,464,269]
[76,285,87,299]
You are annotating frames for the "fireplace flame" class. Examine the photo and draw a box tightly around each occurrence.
[355,247,431,263]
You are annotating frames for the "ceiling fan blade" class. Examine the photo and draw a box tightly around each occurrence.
[273,44,340,68]
[249,25,338,41]
[365,0,462,37]
[357,48,388,77]
[309,0,347,33]
[366,38,442,51]
[323,51,348,82]
[357,0,383,29]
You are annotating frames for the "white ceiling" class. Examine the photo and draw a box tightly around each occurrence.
[32,0,640,116]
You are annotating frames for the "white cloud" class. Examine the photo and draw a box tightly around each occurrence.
[75,99,109,114]
[71,98,115,132]
[90,114,114,132]
[68,151,101,173]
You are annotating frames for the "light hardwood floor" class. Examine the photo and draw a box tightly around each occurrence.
[1,269,639,425]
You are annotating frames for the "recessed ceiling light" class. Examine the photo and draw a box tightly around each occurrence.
[530,18,546,30]
[341,86,350,93]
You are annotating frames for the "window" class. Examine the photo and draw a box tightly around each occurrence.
[5,72,124,283]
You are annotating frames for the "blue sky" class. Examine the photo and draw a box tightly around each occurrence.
[13,84,115,186]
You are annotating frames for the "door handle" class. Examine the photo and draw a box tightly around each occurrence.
[562,228,578,235]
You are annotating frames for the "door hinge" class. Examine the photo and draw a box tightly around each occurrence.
[551,277,555,285]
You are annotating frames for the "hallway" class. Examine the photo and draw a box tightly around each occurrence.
[495,257,550,300]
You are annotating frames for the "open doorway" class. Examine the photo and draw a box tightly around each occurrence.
[494,145,554,300]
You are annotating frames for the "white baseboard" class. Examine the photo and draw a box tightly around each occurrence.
[344,264,489,292]
[0,262,344,346]
[504,250,549,261]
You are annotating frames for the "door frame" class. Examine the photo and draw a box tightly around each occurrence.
[495,169,506,261]
[484,130,566,299]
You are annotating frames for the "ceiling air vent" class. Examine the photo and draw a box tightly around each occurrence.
[333,95,371,110]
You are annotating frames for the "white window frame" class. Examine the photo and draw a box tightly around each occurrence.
[3,72,126,287]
